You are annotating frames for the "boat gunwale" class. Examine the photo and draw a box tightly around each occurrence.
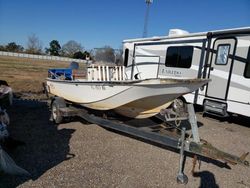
[46,78,210,86]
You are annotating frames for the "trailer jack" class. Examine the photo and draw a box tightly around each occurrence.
[177,127,188,184]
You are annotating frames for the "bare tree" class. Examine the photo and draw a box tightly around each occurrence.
[115,48,123,65]
[26,34,43,54]
[94,46,115,63]
[62,40,83,57]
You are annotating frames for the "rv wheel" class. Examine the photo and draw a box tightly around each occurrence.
[51,99,64,124]
[172,98,187,114]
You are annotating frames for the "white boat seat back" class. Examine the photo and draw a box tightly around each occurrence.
[87,65,126,81]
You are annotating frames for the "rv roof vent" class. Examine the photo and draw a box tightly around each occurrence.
[168,29,189,36]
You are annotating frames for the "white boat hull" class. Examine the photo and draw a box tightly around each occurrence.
[46,78,208,118]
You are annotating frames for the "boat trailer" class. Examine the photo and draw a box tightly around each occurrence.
[50,97,249,184]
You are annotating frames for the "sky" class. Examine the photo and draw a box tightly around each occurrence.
[0,0,250,51]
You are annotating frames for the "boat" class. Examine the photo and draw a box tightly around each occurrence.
[46,65,209,118]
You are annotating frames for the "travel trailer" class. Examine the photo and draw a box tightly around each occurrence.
[122,27,250,117]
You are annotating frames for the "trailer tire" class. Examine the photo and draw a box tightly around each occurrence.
[51,97,66,124]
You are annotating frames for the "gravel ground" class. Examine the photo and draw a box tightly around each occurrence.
[0,99,250,188]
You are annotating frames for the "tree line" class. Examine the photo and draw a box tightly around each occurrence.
[0,34,123,64]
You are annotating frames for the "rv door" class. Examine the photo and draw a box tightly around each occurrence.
[206,38,237,100]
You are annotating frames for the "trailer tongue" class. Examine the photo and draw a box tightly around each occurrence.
[51,97,249,184]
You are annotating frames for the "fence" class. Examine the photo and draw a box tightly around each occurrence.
[0,51,89,63]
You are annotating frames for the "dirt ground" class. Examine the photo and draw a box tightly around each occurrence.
[0,99,249,188]
[0,56,85,99]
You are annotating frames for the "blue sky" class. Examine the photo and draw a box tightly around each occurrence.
[0,0,249,51]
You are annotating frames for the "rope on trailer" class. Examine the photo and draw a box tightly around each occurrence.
[175,113,181,127]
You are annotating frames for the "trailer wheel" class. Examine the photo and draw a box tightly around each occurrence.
[51,98,65,124]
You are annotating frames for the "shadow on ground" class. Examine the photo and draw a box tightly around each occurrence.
[194,104,250,128]
[193,171,219,188]
[0,99,75,187]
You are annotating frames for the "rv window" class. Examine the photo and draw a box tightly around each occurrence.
[124,48,129,67]
[244,47,250,78]
[165,46,193,68]
[215,44,230,65]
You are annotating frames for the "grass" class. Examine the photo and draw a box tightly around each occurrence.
[0,56,86,98]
